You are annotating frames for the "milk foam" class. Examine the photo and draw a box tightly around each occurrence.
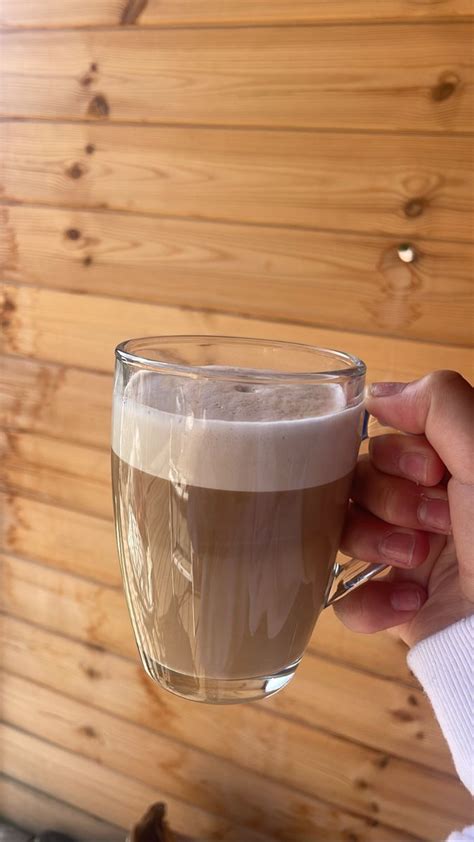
[112,375,363,492]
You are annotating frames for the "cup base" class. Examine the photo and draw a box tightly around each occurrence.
[140,652,300,704]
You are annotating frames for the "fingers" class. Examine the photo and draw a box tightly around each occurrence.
[333,580,427,634]
[341,503,431,568]
[369,433,445,486]
[367,371,473,485]
[352,457,451,534]
[367,371,473,600]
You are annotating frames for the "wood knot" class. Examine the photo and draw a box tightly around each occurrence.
[404,197,425,218]
[65,227,81,240]
[2,295,16,315]
[87,94,110,118]
[78,724,98,739]
[85,143,95,155]
[1,294,16,329]
[83,255,93,266]
[83,664,101,680]
[354,778,369,790]
[376,754,390,769]
[120,0,149,25]
[90,62,98,72]
[416,730,425,740]
[369,802,380,814]
[80,74,94,87]
[391,708,414,722]
[432,73,460,102]
[407,694,419,707]
[67,163,84,180]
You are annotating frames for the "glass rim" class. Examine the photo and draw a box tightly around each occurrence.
[115,335,366,383]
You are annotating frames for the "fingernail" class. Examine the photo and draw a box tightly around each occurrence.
[369,382,407,398]
[390,587,422,612]
[418,496,451,532]
[399,452,428,484]
[380,531,416,565]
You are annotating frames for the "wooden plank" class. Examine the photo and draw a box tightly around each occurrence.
[0,494,120,586]
[0,777,123,840]
[0,424,414,688]
[3,207,473,345]
[1,671,421,842]
[1,26,472,132]
[3,126,473,241]
[0,725,270,842]
[0,355,112,450]
[0,429,113,519]
[2,0,472,28]
[0,554,451,773]
[1,617,471,839]
[0,432,415,683]
[0,488,414,684]
[2,285,472,380]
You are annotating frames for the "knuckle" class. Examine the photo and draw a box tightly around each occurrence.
[426,370,467,393]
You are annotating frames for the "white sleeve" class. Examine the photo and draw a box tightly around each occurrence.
[447,829,474,842]
[407,615,473,795]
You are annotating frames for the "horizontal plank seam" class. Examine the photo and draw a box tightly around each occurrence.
[3,275,474,351]
[0,545,419,690]
[0,663,456,814]
[0,772,127,832]
[0,546,419,689]
[4,288,472,360]
[2,199,474,249]
[0,545,123,593]
[2,116,474,139]
[0,423,110,456]
[0,720,266,837]
[1,18,473,33]
[0,486,115,527]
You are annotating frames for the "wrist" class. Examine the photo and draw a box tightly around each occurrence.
[404,598,473,648]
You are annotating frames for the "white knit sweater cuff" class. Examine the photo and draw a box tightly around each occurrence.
[407,615,474,795]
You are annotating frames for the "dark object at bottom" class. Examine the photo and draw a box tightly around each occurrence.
[129,804,179,842]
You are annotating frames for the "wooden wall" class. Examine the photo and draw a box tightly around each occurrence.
[1,2,473,839]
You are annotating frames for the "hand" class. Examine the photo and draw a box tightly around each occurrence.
[335,371,474,647]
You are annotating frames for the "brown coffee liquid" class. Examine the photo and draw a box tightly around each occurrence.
[112,451,352,681]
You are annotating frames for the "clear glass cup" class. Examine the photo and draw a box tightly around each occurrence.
[112,336,383,704]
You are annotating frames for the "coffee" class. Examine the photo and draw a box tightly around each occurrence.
[112,376,362,698]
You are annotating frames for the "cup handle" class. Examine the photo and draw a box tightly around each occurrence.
[324,410,389,608]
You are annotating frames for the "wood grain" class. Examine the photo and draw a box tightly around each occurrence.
[1,26,472,131]
[0,670,422,842]
[3,126,473,241]
[3,206,473,345]
[0,777,123,840]
[2,285,472,379]
[2,0,472,28]
[0,725,271,841]
[0,553,452,774]
[0,355,112,449]
[0,429,415,685]
[0,493,119,585]
[0,510,416,684]
[0,429,113,518]
[1,618,471,839]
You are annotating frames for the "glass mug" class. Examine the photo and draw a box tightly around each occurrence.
[112,336,386,704]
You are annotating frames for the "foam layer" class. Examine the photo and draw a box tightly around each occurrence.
[112,376,364,491]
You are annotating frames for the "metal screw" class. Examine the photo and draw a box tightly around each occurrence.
[397,243,416,263]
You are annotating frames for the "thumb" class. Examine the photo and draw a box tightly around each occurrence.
[367,370,474,600]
